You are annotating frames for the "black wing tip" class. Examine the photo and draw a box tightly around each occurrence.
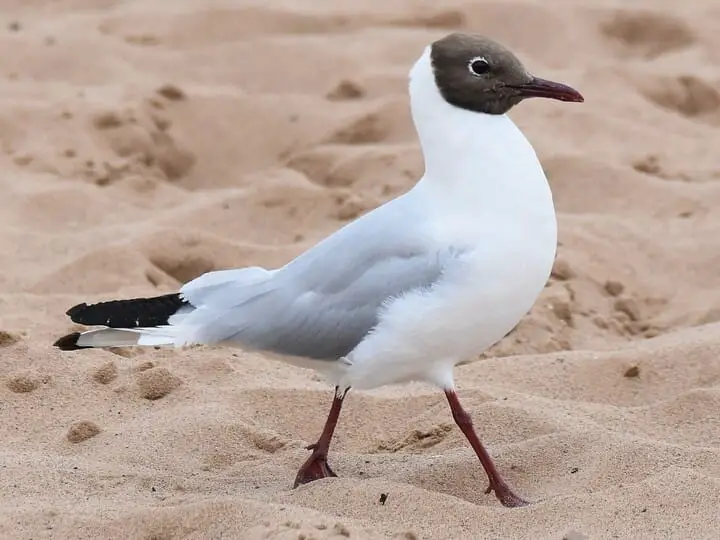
[66,303,89,322]
[62,293,186,328]
[53,332,89,351]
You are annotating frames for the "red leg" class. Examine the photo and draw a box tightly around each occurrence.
[293,387,348,487]
[445,390,529,507]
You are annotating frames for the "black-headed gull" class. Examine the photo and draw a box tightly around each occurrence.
[54,32,583,507]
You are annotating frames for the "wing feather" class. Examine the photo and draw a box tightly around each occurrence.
[173,195,465,359]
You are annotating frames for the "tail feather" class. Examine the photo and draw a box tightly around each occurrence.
[55,292,191,351]
[67,293,188,328]
[53,332,88,351]
[54,327,177,350]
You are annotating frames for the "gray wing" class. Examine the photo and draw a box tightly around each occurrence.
[178,195,465,360]
[231,246,457,360]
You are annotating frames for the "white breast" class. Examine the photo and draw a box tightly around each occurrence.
[343,170,557,391]
[337,48,557,391]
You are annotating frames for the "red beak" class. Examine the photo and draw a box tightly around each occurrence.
[509,77,584,103]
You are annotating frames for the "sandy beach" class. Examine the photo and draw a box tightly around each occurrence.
[1,0,720,538]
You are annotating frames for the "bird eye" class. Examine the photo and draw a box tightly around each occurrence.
[468,57,490,76]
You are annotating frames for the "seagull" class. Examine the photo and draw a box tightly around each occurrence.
[54,32,583,507]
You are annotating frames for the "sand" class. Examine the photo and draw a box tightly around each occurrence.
[1,0,719,538]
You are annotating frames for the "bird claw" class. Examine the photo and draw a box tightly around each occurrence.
[293,453,337,487]
[486,480,530,508]
[496,490,530,508]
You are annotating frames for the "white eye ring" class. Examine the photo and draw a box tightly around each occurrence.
[468,56,490,76]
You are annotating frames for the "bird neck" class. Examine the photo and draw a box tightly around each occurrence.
[407,48,553,216]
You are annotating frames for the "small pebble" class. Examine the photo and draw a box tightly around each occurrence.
[156,84,186,101]
[624,365,640,378]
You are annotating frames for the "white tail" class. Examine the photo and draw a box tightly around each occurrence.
[75,327,176,348]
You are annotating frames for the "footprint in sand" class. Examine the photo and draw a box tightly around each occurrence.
[599,9,696,59]
[136,367,182,400]
[67,421,101,443]
[637,75,720,120]
[6,373,50,394]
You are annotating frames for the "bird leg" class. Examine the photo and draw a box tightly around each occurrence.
[293,387,348,487]
[444,390,529,507]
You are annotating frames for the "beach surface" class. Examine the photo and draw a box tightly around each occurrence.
[1,1,719,538]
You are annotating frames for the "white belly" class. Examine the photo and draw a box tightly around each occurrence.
[341,225,557,390]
